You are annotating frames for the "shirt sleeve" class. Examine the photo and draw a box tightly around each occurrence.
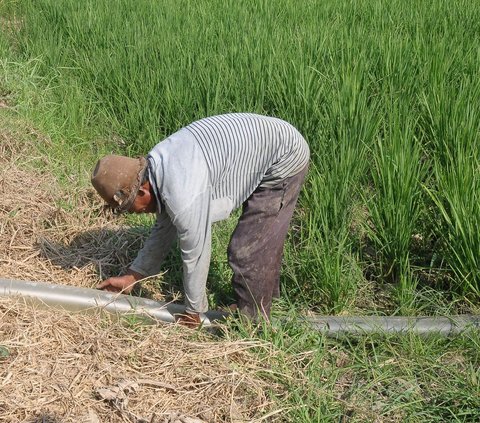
[147,128,212,313]
[165,189,211,313]
[129,210,177,277]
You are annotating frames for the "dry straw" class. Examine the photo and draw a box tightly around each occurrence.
[0,297,278,422]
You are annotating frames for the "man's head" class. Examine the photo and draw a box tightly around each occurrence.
[91,154,157,214]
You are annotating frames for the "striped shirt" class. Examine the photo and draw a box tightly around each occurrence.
[186,113,310,207]
[130,113,309,313]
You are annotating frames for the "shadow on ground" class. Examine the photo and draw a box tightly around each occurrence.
[38,225,234,306]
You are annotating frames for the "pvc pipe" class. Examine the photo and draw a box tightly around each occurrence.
[1,278,479,336]
[0,278,227,326]
[307,315,480,336]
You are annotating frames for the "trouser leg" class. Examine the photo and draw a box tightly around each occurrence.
[227,166,308,318]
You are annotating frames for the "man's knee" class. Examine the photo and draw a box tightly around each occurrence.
[227,234,254,266]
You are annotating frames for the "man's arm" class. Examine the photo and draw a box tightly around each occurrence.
[97,211,176,293]
[145,129,212,323]
[129,210,177,276]
[168,190,212,314]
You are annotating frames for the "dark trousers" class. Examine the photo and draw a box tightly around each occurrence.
[227,166,308,318]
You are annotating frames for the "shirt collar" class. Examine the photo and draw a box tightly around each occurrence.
[147,155,163,215]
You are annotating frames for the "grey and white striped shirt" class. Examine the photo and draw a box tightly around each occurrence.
[130,113,309,313]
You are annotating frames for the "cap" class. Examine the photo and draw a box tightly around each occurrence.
[91,154,148,213]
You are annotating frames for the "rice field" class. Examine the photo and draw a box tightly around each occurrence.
[1,108,477,422]
[1,1,480,421]
[3,0,480,313]
[5,0,477,313]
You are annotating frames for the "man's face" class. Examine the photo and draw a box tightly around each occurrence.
[128,181,157,214]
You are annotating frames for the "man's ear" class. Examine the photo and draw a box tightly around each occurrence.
[137,181,150,197]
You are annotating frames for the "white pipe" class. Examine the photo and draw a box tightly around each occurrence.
[0,278,227,326]
[307,315,480,336]
[1,278,479,335]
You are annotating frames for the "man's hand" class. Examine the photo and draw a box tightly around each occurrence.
[96,270,144,294]
[175,312,202,328]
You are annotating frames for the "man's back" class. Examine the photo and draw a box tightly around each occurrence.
[184,113,310,207]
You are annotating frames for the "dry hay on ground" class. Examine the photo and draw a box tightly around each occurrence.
[0,297,281,422]
[0,124,163,297]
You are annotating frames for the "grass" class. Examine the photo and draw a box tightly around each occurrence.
[223,310,480,422]
[2,0,479,313]
[1,1,480,419]
[422,81,480,297]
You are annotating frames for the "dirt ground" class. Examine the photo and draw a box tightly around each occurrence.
[0,117,285,422]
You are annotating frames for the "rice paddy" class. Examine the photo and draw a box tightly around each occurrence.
[1,0,480,421]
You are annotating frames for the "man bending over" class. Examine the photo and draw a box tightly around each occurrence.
[91,113,309,326]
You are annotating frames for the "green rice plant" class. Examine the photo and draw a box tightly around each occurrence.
[363,106,426,312]
[421,78,480,297]
[394,258,419,315]
[288,164,360,312]
[427,151,480,297]
[291,65,381,311]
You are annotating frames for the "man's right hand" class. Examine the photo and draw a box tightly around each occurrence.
[96,270,144,294]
